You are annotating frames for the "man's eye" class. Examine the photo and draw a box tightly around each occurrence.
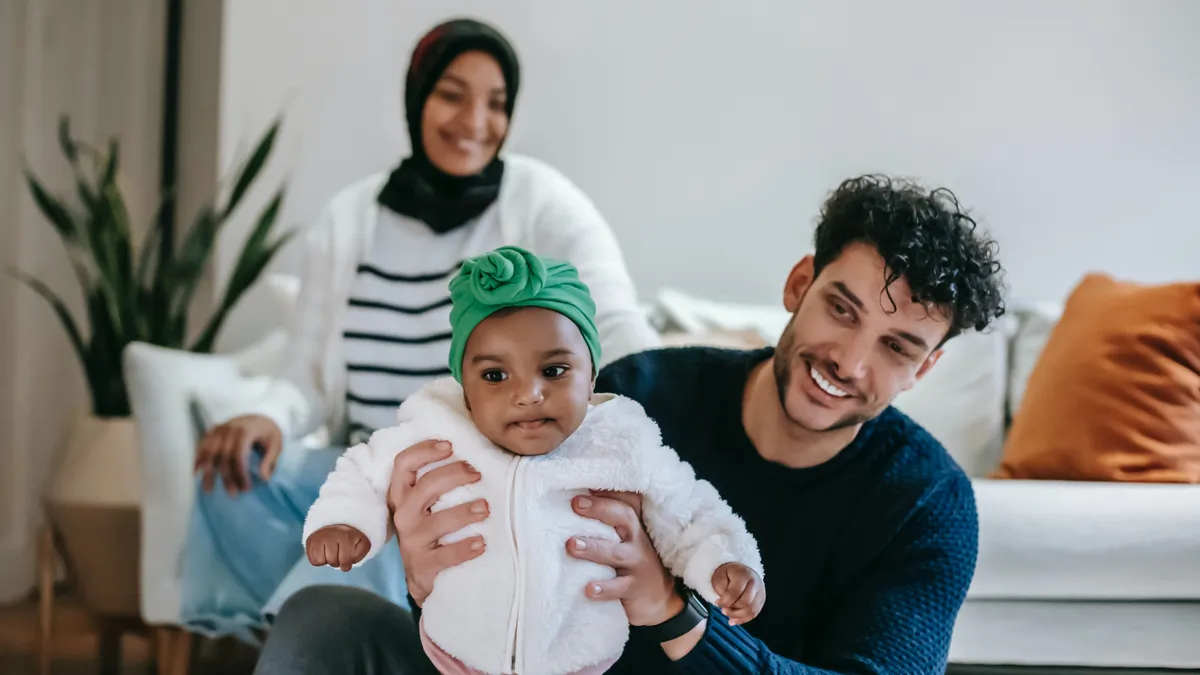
[543,366,567,378]
[482,370,507,383]
[886,341,906,356]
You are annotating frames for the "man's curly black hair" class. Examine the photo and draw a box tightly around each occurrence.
[812,174,1007,342]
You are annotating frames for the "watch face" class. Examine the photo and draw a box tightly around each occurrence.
[687,589,710,618]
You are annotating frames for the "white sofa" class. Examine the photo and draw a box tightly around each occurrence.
[124,275,1200,669]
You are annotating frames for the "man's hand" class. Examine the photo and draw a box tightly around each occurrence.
[306,524,370,572]
[712,562,765,626]
[194,414,283,494]
[388,440,489,608]
[565,490,684,627]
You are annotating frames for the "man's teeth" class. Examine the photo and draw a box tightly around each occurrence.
[810,366,849,398]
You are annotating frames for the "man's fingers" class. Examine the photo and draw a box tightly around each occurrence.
[410,461,480,515]
[588,489,643,515]
[412,500,489,549]
[393,440,454,488]
[565,536,635,569]
[431,535,486,571]
[572,495,640,538]
[584,574,634,601]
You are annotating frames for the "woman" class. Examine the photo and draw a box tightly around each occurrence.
[182,17,659,644]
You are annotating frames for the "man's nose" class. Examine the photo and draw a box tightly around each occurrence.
[828,335,870,382]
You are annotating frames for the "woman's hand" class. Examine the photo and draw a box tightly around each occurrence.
[388,440,489,608]
[194,414,283,494]
[565,490,684,627]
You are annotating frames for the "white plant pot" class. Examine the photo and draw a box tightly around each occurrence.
[45,414,142,617]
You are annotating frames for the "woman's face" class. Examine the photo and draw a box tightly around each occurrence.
[421,50,509,176]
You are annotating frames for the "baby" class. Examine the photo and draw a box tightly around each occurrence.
[302,246,765,675]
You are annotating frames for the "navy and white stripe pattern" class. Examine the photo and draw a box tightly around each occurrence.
[342,208,504,444]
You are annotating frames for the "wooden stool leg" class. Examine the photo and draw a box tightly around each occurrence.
[35,524,55,675]
[154,627,194,675]
[97,619,123,675]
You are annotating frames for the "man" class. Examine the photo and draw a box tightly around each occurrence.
[254,174,1007,674]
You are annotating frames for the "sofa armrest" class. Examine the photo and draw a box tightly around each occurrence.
[124,342,246,625]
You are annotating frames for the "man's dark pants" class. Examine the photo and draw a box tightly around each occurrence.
[253,585,437,674]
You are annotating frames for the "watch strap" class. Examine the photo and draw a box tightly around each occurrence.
[632,584,709,643]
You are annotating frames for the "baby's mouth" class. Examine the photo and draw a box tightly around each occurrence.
[511,418,553,430]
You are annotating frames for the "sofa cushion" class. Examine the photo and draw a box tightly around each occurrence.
[891,319,1014,477]
[996,274,1200,483]
[969,478,1200,600]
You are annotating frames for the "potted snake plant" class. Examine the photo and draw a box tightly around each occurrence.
[12,115,293,619]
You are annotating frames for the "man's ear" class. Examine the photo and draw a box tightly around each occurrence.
[914,349,943,381]
[783,255,817,314]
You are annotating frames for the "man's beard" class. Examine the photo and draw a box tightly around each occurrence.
[772,328,874,433]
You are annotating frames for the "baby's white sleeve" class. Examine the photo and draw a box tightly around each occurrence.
[638,443,764,604]
[301,425,414,565]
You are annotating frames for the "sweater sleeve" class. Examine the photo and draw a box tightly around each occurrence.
[638,443,764,604]
[520,162,661,367]
[670,475,979,675]
[242,203,337,439]
[301,425,416,564]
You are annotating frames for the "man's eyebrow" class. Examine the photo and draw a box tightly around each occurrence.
[894,331,929,350]
[831,281,865,310]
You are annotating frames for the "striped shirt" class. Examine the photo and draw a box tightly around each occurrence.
[342,207,504,444]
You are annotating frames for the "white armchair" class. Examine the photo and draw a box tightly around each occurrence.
[123,275,299,642]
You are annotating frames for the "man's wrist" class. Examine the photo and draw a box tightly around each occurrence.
[646,586,686,627]
[631,579,709,644]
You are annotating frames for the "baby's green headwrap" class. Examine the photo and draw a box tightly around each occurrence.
[447,246,601,382]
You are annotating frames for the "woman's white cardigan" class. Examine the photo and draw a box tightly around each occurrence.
[302,377,764,675]
[247,154,661,442]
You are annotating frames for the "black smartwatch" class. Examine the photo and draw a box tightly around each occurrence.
[632,580,709,643]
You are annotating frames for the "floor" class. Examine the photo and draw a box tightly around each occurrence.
[0,591,257,675]
[0,592,1188,675]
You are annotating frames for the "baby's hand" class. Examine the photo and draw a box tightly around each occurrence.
[711,562,765,626]
[306,525,370,572]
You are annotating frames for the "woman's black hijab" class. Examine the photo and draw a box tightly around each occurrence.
[376,18,520,234]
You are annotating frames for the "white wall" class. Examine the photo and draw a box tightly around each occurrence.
[213,0,1200,308]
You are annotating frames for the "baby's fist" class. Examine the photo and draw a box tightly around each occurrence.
[711,562,765,626]
[306,525,370,572]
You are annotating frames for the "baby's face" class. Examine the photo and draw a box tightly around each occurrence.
[461,307,594,456]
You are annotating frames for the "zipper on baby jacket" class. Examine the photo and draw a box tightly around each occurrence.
[502,455,528,673]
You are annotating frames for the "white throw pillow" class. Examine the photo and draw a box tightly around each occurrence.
[892,317,1016,477]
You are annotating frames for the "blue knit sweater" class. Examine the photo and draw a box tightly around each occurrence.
[597,346,979,675]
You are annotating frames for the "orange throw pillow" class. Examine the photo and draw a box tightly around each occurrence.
[993,274,1200,483]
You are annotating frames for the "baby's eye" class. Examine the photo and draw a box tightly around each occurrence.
[543,365,567,378]
[482,370,507,383]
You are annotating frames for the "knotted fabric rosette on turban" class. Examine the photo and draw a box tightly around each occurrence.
[447,246,600,382]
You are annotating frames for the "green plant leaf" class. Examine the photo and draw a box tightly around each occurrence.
[221,118,280,220]
[7,267,90,388]
[24,170,79,243]
[57,116,78,163]
[189,190,290,352]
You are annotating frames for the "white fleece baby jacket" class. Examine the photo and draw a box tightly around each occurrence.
[302,377,763,675]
